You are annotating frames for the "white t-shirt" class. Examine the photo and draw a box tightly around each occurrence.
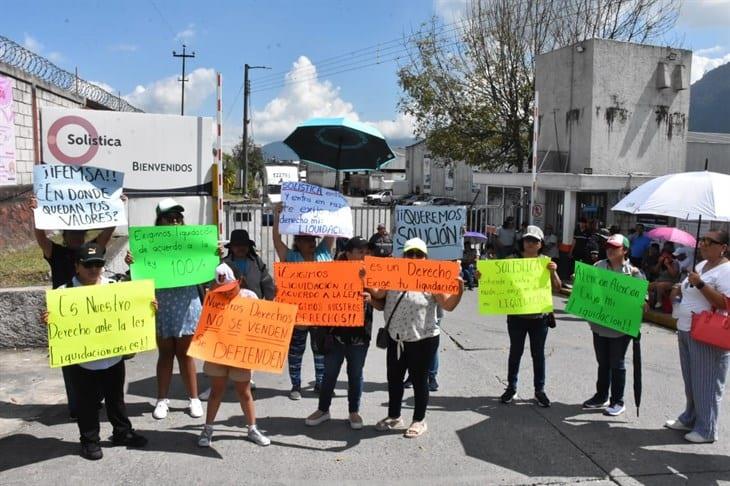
[673,260,730,332]
[384,291,440,342]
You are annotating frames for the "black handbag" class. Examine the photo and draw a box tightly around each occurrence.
[376,292,407,349]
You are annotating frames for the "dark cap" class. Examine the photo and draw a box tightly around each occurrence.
[76,242,106,263]
[225,229,255,248]
[345,236,369,252]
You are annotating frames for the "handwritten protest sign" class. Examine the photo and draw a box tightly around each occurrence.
[274,261,364,326]
[364,256,461,294]
[279,182,353,238]
[187,283,298,373]
[393,205,465,260]
[477,258,553,315]
[129,224,218,289]
[33,164,126,230]
[565,262,648,337]
[46,280,156,368]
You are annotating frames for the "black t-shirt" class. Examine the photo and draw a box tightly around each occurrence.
[368,233,393,257]
[331,302,374,340]
[572,228,593,261]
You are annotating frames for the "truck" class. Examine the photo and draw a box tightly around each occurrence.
[263,164,300,204]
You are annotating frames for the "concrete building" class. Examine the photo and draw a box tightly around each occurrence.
[686,132,730,172]
[473,38,692,244]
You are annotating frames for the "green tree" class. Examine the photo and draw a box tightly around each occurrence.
[398,0,680,172]
[228,136,265,195]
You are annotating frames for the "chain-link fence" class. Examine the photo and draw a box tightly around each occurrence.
[0,35,141,112]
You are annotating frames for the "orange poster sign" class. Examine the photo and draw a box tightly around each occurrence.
[187,283,298,373]
[364,256,461,294]
[274,261,365,326]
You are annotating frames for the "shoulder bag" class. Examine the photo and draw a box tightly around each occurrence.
[376,292,407,349]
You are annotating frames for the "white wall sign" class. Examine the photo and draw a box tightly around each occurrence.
[33,164,126,230]
[279,182,353,238]
[40,108,213,195]
[394,205,466,260]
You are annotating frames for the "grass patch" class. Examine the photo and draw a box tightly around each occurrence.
[0,245,50,288]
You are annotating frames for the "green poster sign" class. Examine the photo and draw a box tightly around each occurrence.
[565,262,648,337]
[129,225,219,289]
[477,257,553,315]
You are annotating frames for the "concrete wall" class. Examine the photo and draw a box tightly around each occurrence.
[0,287,47,347]
[686,135,730,173]
[535,39,691,177]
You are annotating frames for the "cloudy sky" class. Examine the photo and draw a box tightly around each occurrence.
[4,0,729,151]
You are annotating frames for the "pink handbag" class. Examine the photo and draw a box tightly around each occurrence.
[691,297,730,351]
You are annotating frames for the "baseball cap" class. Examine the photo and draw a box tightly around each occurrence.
[215,263,237,285]
[76,242,106,263]
[156,197,185,215]
[345,236,369,252]
[377,223,386,229]
[521,225,544,241]
[606,234,630,249]
[403,237,428,255]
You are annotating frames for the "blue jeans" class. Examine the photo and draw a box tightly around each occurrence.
[507,316,548,391]
[318,339,369,413]
[288,328,325,388]
[462,265,475,289]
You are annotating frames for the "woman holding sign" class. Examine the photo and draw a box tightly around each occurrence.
[371,238,464,438]
[126,199,204,420]
[498,226,562,408]
[581,234,644,417]
[273,203,334,400]
[666,230,730,443]
[305,236,373,430]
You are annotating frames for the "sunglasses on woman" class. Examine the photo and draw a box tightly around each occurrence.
[404,250,426,259]
[81,261,105,269]
[161,212,184,223]
[700,237,724,246]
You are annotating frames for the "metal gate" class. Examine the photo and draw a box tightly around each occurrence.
[223,202,498,268]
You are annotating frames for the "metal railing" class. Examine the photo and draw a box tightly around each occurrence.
[0,35,142,112]
[223,202,498,268]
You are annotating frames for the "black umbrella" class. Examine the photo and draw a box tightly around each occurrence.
[283,117,396,191]
[633,331,642,416]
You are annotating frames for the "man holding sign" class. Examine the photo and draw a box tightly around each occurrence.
[567,234,647,417]
[45,243,152,461]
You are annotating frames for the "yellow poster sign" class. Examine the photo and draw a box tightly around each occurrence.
[46,280,157,367]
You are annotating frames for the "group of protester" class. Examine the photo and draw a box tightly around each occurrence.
[31,196,730,461]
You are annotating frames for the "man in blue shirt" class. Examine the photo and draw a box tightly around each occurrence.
[629,224,651,267]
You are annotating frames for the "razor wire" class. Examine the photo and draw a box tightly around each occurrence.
[0,35,142,113]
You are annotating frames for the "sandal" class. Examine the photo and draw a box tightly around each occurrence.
[404,420,427,438]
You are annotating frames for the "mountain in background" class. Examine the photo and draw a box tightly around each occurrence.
[690,62,730,133]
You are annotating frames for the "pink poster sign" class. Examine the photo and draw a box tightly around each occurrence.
[0,75,17,186]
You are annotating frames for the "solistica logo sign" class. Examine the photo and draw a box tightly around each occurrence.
[47,115,121,165]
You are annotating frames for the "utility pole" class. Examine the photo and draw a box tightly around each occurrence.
[173,44,195,116]
[241,63,270,195]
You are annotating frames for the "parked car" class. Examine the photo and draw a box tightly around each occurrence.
[431,197,461,206]
[393,194,419,206]
[411,195,436,206]
[364,190,393,205]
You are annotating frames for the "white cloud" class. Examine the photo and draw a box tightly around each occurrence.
[692,49,730,83]
[22,33,43,53]
[251,56,414,145]
[175,23,196,42]
[433,0,469,24]
[109,43,138,52]
[695,45,725,56]
[47,51,64,63]
[124,67,216,114]
[677,0,730,27]
[88,80,115,94]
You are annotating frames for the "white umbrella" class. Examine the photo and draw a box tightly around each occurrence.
[612,171,730,222]
[612,170,730,267]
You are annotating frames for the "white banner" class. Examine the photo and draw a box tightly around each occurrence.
[279,182,353,238]
[394,205,466,260]
[0,75,16,186]
[33,164,126,230]
[40,108,213,194]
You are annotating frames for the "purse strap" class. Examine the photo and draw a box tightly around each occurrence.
[385,292,407,332]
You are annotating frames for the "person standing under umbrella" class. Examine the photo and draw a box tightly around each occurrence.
[666,230,730,443]
[582,234,645,416]
[272,203,334,400]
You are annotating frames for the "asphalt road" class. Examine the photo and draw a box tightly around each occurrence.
[2,291,730,485]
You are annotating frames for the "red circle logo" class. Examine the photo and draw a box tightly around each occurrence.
[47,115,100,165]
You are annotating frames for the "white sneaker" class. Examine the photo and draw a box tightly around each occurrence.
[198,388,211,401]
[198,424,213,447]
[684,431,715,443]
[603,403,626,416]
[349,412,364,430]
[189,398,204,418]
[664,419,692,431]
[152,399,169,419]
[305,410,331,426]
[247,425,271,446]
